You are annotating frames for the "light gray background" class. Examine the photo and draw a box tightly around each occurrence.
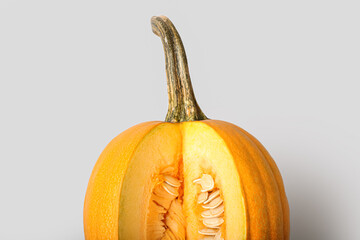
[1,1,359,239]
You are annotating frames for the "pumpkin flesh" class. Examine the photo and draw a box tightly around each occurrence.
[118,123,182,239]
[182,121,246,239]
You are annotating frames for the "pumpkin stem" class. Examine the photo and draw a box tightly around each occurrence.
[151,16,208,123]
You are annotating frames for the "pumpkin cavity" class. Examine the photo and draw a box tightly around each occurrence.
[146,171,185,240]
[146,171,225,240]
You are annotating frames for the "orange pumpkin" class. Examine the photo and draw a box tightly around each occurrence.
[84,16,289,240]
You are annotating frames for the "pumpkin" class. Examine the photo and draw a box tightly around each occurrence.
[84,16,289,240]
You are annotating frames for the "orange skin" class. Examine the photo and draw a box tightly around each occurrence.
[83,120,289,240]
[84,121,161,239]
[205,120,290,239]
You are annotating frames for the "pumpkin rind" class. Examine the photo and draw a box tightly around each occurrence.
[203,120,289,240]
[239,126,290,239]
[83,121,161,239]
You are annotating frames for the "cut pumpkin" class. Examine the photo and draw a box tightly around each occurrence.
[84,16,289,240]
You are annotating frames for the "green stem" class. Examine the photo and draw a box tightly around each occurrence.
[151,16,208,123]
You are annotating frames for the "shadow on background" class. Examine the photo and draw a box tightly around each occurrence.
[287,164,339,240]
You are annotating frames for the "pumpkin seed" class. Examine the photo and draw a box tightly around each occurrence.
[202,196,223,209]
[200,237,216,240]
[203,189,220,204]
[203,217,224,228]
[162,182,179,196]
[197,192,209,204]
[201,204,224,218]
[198,228,219,236]
[164,175,181,187]
[214,231,224,240]
[154,183,173,198]
[193,174,215,192]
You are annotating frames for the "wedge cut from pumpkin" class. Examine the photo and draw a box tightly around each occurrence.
[84,15,289,240]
